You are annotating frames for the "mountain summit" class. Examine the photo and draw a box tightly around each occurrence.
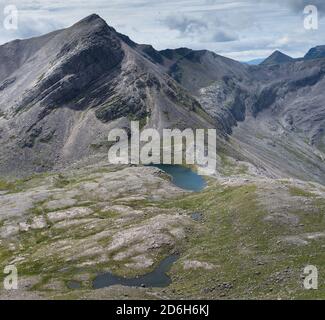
[261,50,294,65]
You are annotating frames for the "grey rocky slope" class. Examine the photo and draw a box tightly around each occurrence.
[304,45,325,60]
[153,46,325,184]
[0,15,212,176]
[0,14,325,185]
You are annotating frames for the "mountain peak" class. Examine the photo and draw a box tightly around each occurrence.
[77,14,105,24]
[61,13,120,47]
[70,13,113,32]
[261,50,294,66]
[304,45,325,60]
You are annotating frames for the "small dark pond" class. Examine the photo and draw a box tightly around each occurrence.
[67,280,82,290]
[191,212,204,222]
[92,254,179,289]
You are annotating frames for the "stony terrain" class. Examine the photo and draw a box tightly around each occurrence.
[0,159,325,300]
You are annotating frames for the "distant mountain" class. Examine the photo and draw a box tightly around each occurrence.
[243,58,265,65]
[261,50,294,66]
[304,45,325,60]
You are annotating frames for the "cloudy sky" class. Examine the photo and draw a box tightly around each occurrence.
[0,0,324,61]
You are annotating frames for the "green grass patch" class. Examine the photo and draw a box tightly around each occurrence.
[0,179,15,191]
[289,186,315,198]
